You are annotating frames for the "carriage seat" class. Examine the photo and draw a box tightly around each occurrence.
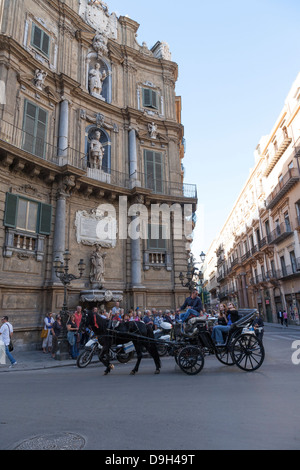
[183,316,207,336]
[188,315,207,325]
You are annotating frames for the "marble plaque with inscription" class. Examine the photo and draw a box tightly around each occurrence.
[75,209,117,247]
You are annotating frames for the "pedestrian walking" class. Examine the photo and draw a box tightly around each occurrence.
[42,313,54,353]
[283,310,288,328]
[0,316,17,367]
[277,310,283,326]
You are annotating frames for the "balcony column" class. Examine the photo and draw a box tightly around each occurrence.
[129,128,141,189]
[130,195,144,289]
[58,99,69,165]
[128,130,143,290]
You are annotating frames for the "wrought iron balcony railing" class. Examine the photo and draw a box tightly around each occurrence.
[0,119,197,199]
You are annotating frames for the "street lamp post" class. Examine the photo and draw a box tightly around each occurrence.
[53,250,86,360]
[179,252,206,292]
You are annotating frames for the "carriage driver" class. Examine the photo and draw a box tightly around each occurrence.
[179,289,203,323]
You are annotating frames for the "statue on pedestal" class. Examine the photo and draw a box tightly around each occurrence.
[90,245,107,287]
[89,130,104,169]
[88,63,107,98]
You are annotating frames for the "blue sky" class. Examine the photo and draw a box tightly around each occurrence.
[106,0,300,260]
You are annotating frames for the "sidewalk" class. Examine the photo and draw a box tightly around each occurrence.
[0,349,80,373]
[264,321,300,331]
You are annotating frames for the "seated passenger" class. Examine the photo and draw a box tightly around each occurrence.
[179,289,203,323]
[211,302,239,345]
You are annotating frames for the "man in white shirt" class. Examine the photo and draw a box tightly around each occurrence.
[0,316,17,367]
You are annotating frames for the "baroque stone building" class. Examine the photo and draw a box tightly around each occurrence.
[0,0,197,348]
[204,71,300,324]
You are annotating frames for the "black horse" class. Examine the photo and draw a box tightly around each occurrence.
[79,310,161,375]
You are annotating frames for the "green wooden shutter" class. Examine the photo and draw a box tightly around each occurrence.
[143,89,152,107]
[32,24,50,56]
[22,101,48,157]
[32,24,42,50]
[23,101,37,154]
[4,193,18,228]
[154,152,163,193]
[39,203,52,235]
[41,33,50,56]
[145,150,154,190]
[151,90,158,109]
[35,108,47,158]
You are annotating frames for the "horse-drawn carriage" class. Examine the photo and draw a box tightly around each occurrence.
[79,308,265,376]
[167,309,265,375]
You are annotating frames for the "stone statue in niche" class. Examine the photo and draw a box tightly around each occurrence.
[90,245,107,286]
[89,130,104,169]
[148,122,158,139]
[88,63,107,98]
[34,69,47,90]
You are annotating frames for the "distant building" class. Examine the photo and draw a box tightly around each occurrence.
[0,0,197,348]
[204,72,300,323]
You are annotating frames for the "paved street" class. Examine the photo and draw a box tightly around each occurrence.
[1,324,300,451]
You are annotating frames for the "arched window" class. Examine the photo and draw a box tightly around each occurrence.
[85,125,111,173]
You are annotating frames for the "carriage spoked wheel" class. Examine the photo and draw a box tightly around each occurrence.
[231,333,265,372]
[215,345,235,366]
[177,346,205,375]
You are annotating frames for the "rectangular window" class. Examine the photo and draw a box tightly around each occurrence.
[148,224,167,250]
[270,260,276,277]
[4,193,52,235]
[144,150,163,193]
[16,199,39,232]
[290,251,297,273]
[296,201,300,225]
[31,23,50,56]
[284,211,291,231]
[142,88,158,110]
[280,256,287,277]
[22,100,48,158]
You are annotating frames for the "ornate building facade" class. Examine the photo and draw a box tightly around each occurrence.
[204,71,300,324]
[0,0,197,348]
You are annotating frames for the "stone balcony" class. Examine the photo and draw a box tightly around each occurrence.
[263,129,292,177]
[265,168,300,210]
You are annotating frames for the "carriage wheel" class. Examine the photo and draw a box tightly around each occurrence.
[231,334,265,372]
[177,346,205,375]
[215,346,235,366]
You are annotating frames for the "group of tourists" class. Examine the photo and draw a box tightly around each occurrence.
[39,289,205,359]
[1,286,266,366]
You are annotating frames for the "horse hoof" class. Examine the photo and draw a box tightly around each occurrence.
[155,370,160,374]
[130,370,136,375]
[110,364,114,370]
